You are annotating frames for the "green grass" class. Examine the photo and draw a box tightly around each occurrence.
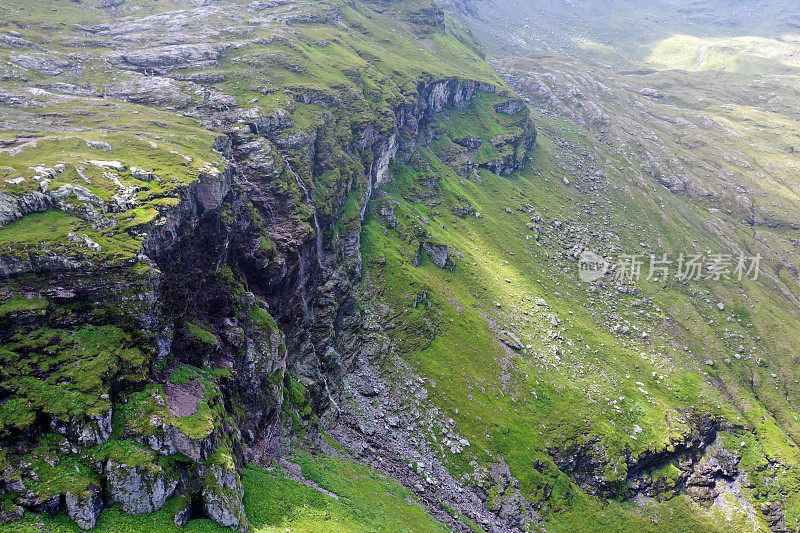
[0,326,147,433]
[244,457,450,533]
[647,34,800,74]
[0,297,47,318]
[185,323,219,347]
[0,211,79,245]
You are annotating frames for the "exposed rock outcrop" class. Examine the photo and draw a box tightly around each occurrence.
[551,414,744,506]
[106,459,178,514]
[417,242,455,270]
[200,458,248,532]
[65,486,103,530]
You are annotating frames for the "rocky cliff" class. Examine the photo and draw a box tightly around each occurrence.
[0,0,536,529]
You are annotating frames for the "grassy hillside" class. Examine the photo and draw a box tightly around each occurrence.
[355,83,800,531]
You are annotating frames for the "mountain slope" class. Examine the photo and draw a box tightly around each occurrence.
[1,0,800,532]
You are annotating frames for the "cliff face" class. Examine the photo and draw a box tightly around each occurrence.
[0,1,535,529]
[239,76,531,418]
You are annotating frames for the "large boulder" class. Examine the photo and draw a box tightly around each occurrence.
[17,493,61,516]
[418,242,455,270]
[65,485,103,530]
[0,503,24,525]
[106,459,178,515]
[200,454,248,532]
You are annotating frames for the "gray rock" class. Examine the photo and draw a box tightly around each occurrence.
[239,138,285,179]
[104,76,195,109]
[497,330,523,350]
[452,135,482,149]
[273,130,315,150]
[88,160,125,172]
[245,108,294,135]
[86,140,112,152]
[0,191,52,227]
[200,460,248,532]
[130,167,156,181]
[452,205,474,218]
[1,471,25,494]
[49,407,112,446]
[111,186,139,212]
[0,34,33,49]
[106,460,178,515]
[140,424,217,462]
[9,54,72,75]
[204,90,237,111]
[18,493,61,516]
[494,99,525,114]
[119,44,227,69]
[65,485,103,530]
[419,242,455,270]
[0,184,108,230]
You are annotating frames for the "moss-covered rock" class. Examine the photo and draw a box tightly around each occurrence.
[64,484,103,530]
[200,448,248,532]
[106,457,178,515]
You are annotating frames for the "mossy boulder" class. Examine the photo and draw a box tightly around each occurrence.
[106,458,178,515]
[0,499,24,525]
[200,450,248,532]
[65,484,103,530]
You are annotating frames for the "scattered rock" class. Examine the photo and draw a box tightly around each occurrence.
[86,140,112,152]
